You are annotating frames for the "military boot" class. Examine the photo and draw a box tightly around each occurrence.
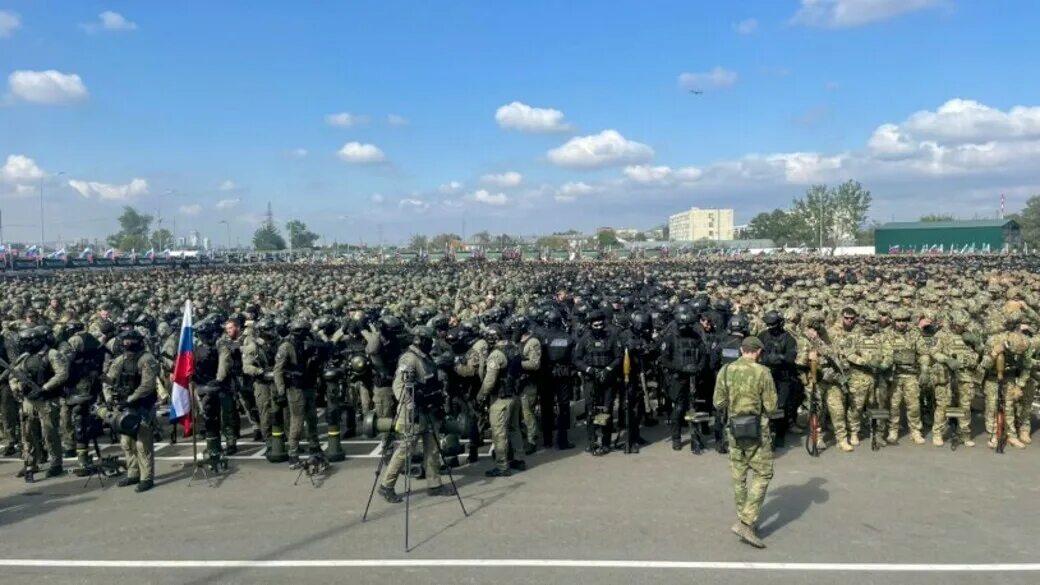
[910,431,926,445]
[731,521,766,549]
[1020,430,1032,445]
[932,434,944,447]
[885,430,899,445]
[378,485,402,504]
[1008,437,1026,449]
[837,436,854,452]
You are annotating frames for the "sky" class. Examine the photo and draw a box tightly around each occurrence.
[2,0,1040,247]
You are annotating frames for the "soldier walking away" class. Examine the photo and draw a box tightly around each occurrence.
[713,336,777,549]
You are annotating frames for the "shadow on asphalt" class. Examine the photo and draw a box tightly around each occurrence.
[757,477,829,538]
[0,481,99,529]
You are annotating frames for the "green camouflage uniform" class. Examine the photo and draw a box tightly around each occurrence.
[979,332,1032,441]
[884,324,925,441]
[713,354,777,527]
[519,333,542,448]
[481,341,526,472]
[10,347,69,472]
[241,333,276,441]
[102,350,158,482]
[381,346,444,490]
[932,326,979,442]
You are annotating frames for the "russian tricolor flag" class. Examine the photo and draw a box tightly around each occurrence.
[169,300,194,433]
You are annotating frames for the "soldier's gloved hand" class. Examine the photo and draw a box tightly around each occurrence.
[26,388,45,401]
[1008,385,1024,400]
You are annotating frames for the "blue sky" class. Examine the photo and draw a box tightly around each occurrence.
[2,1,1039,246]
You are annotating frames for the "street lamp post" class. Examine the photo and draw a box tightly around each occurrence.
[219,220,230,250]
[40,171,64,251]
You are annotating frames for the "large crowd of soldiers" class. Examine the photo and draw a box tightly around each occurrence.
[1,255,1038,494]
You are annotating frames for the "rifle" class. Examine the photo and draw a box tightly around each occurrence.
[623,348,631,454]
[0,354,47,482]
[995,350,1006,454]
[947,364,963,451]
[805,355,821,457]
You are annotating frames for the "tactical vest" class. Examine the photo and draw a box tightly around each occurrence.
[854,334,883,373]
[68,333,103,383]
[889,333,917,373]
[585,336,613,369]
[719,335,742,366]
[761,331,794,379]
[113,354,142,399]
[544,329,573,364]
[22,351,53,390]
[194,342,218,384]
[670,333,702,373]
[494,346,523,398]
[947,335,978,371]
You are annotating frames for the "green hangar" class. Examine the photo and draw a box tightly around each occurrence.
[874,219,1022,254]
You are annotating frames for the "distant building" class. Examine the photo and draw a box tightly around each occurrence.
[668,208,734,241]
[202,237,211,251]
[874,219,1022,254]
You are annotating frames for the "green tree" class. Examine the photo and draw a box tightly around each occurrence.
[536,235,569,250]
[150,228,173,250]
[252,223,286,250]
[107,206,153,249]
[920,213,954,223]
[745,209,812,247]
[596,229,620,247]
[286,219,319,249]
[494,233,518,247]
[472,230,492,245]
[791,180,872,250]
[118,234,149,252]
[408,234,429,250]
[430,233,463,250]
[632,232,648,242]
[1014,196,1040,249]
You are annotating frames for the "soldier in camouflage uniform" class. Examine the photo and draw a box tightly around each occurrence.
[714,336,777,549]
[517,316,542,453]
[931,310,978,447]
[242,317,278,449]
[9,326,69,478]
[885,308,926,445]
[480,323,527,476]
[102,329,158,491]
[979,325,1032,449]
[0,320,22,455]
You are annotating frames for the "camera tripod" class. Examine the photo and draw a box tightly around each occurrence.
[362,385,467,552]
[292,449,330,487]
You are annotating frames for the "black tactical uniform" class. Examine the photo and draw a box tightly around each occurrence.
[659,310,707,451]
[759,311,799,448]
[539,310,576,449]
[573,311,621,455]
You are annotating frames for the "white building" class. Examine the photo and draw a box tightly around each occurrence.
[668,207,734,241]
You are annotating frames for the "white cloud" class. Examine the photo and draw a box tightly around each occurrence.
[0,154,44,183]
[387,114,409,126]
[791,0,943,28]
[481,171,523,188]
[554,181,595,202]
[678,67,738,91]
[468,189,509,206]
[623,164,703,186]
[0,10,21,38]
[900,99,1040,144]
[218,179,237,191]
[495,101,572,133]
[286,148,308,159]
[337,142,386,164]
[370,193,385,204]
[215,198,240,210]
[734,18,759,34]
[547,130,654,169]
[438,181,463,194]
[325,112,367,128]
[7,70,88,104]
[178,204,202,216]
[67,178,149,201]
[81,11,138,33]
[399,198,430,212]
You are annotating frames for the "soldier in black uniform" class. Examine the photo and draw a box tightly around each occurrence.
[759,311,798,448]
[573,310,621,456]
[192,319,227,466]
[659,309,707,452]
[618,311,655,453]
[539,309,576,450]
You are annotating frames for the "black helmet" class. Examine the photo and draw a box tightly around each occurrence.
[630,311,651,333]
[587,309,606,324]
[727,314,750,336]
[18,326,46,352]
[314,315,336,336]
[62,320,86,337]
[135,313,157,334]
[255,317,276,334]
[426,314,450,332]
[484,323,505,342]
[543,309,563,328]
[763,311,784,328]
[195,320,221,339]
[288,319,310,335]
[411,325,435,343]
[379,314,403,333]
[714,298,732,313]
[676,310,696,328]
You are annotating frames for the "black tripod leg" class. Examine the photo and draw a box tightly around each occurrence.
[425,413,468,517]
[362,407,401,522]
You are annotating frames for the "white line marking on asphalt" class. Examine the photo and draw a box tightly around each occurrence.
[0,560,1037,571]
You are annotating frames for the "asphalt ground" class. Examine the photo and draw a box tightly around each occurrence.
[0,416,1037,585]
